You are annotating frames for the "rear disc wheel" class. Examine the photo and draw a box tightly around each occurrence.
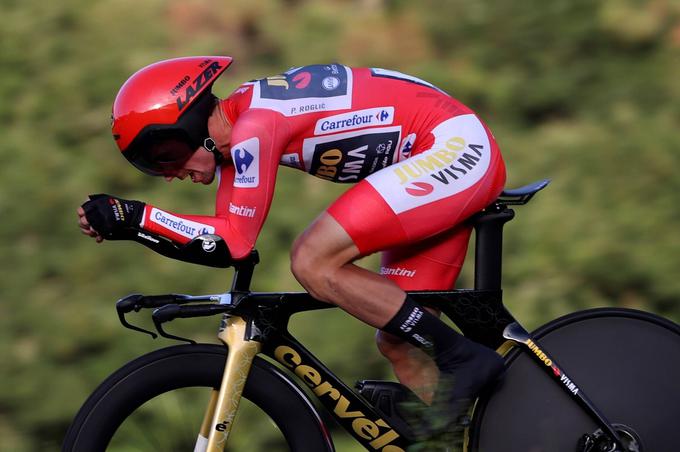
[469,309,680,452]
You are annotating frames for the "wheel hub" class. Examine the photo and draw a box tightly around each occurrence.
[578,424,642,452]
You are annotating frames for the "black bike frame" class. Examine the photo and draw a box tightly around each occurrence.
[190,202,625,450]
[120,194,625,450]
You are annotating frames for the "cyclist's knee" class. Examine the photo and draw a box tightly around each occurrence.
[290,240,322,292]
[290,214,358,298]
[290,236,336,300]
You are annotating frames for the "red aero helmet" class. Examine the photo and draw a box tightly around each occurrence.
[112,56,233,175]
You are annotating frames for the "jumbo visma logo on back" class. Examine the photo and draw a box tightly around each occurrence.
[366,114,491,214]
[394,138,484,194]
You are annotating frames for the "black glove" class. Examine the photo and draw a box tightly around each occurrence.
[82,194,145,238]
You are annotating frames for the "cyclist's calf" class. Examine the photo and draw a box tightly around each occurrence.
[376,330,438,404]
[290,213,408,328]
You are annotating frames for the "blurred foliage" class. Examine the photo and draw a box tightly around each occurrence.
[1,0,679,450]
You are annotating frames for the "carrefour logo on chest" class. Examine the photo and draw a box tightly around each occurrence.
[231,137,260,188]
[149,208,215,240]
[314,107,395,135]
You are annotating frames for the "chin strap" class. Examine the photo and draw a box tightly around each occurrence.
[203,137,224,166]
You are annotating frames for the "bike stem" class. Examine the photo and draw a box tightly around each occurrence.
[503,322,625,449]
[230,251,259,292]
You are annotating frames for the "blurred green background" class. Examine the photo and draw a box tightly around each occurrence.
[1,0,679,450]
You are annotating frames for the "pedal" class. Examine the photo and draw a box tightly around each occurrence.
[355,380,425,440]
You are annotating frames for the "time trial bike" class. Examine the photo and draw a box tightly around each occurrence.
[62,179,680,452]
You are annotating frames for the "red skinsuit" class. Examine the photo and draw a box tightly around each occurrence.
[141,64,506,290]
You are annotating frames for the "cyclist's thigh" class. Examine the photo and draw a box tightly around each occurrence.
[327,113,505,255]
[380,224,473,291]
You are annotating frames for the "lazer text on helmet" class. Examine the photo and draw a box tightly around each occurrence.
[176,61,223,111]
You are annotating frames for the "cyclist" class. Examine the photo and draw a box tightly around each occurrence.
[77,56,506,436]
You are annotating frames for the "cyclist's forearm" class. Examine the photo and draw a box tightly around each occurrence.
[140,205,252,258]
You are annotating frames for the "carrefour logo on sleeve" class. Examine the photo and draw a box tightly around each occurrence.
[149,208,215,240]
[231,137,260,188]
[314,107,395,135]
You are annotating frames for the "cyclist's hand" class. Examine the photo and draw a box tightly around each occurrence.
[78,204,103,243]
[79,194,145,240]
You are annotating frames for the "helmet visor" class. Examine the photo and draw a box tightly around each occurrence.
[124,130,196,176]
[120,92,216,176]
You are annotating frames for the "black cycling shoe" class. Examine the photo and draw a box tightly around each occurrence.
[418,343,506,450]
[434,339,506,403]
[358,341,505,451]
[355,380,424,442]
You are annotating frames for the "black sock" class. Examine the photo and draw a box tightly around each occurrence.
[382,296,462,359]
[382,296,504,390]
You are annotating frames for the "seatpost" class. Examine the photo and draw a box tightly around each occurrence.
[473,205,515,290]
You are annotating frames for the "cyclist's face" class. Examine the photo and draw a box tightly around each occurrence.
[164,100,233,185]
[164,145,217,185]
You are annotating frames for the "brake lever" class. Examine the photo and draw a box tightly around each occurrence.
[116,294,158,339]
[151,303,233,344]
[152,304,196,344]
[116,293,189,339]
[116,292,231,340]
